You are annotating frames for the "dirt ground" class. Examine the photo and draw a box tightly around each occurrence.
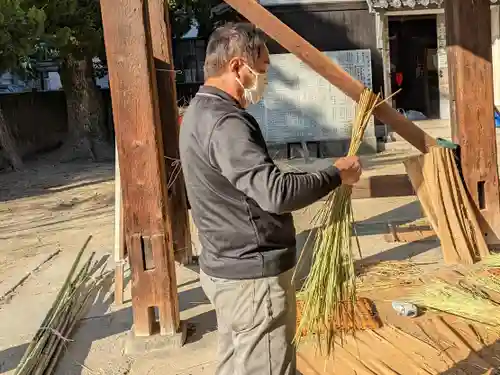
[0,150,447,375]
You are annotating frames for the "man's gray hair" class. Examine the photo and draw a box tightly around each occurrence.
[204,23,267,79]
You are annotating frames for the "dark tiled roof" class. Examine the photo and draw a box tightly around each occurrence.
[366,0,498,9]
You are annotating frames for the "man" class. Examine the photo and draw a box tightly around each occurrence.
[179,23,362,375]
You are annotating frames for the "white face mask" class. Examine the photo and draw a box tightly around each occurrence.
[236,63,268,106]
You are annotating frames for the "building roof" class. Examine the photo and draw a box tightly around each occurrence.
[366,0,498,10]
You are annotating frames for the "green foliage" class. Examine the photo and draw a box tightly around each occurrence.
[168,0,223,39]
[0,0,45,71]
[26,0,104,61]
[28,0,222,69]
[0,0,222,75]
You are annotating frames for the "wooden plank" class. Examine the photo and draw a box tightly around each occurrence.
[101,0,180,336]
[222,0,437,153]
[493,5,500,108]
[266,2,369,13]
[445,0,500,244]
[384,223,436,243]
[114,144,125,305]
[147,0,192,265]
[404,148,490,265]
[351,174,415,199]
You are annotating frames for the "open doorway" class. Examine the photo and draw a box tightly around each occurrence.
[389,16,439,119]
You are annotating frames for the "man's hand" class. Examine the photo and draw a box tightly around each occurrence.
[334,156,362,185]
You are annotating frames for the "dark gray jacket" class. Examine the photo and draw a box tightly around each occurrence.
[179,86,342,279]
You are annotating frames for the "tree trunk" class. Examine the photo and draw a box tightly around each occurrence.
[0,106,23,170]
[59,54,112,162]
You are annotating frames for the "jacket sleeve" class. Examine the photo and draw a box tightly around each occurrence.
[208,114,342,214]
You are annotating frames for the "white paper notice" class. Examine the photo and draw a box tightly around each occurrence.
[248,49,374,143]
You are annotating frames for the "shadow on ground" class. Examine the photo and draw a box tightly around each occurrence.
[294,227,438,291]
[353,200,423,236]
[0,271,122,374]
[0,267,216,374]
[0,160,114,203]
[439,339,500,374]
[180,285,217,345]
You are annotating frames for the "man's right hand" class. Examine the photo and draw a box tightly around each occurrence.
[334,156,362,185]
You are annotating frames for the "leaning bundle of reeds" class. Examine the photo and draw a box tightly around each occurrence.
[294,89,381,355]
[404,146,490,265]
[15,236,111,375]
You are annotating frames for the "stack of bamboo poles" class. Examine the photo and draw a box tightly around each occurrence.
[294,89,382,355]
[15,237,111,375]
[404,147,490,265]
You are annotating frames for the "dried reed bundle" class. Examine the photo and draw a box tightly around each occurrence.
[468,272,500,296]
[15,236,111,375]
[481,253,500,267]
[409,279,500,326]
[294,89,381,355]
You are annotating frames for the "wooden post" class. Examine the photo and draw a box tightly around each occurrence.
[101,0,180,336]
[445,0,500,244]
[147,0,192,265]
[492,5,500,108]
[375,13,393,108]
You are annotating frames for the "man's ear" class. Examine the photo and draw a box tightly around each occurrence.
[228,58,243,78]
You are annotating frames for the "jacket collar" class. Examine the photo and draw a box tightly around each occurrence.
[197,85,243,109]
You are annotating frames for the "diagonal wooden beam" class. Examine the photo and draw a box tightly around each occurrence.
[223,0,437,153]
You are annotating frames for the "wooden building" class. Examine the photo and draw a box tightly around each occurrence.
[211,0,500,156]
[262,0,500,118]
[366,0,500,120]
[173,38,208,104]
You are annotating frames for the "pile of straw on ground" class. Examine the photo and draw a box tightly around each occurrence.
[408,255,500,326]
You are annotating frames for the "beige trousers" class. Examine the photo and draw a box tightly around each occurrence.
[200,268,297,375]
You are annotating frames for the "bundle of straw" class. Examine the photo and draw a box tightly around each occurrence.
[408,279,500,326]
[294,89,381,355]
[480,253,500,267]
[15,236,111,375]
[468,271,500,296]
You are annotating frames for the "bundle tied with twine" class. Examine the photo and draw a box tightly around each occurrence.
[293,88,383,355]
[15,236,111,375]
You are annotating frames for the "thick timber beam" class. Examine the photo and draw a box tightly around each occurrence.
[445,0,500,244]
[101,0,181,337]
